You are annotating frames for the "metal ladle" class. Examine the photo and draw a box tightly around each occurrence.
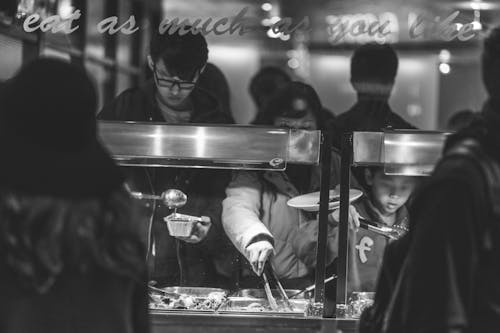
[130,188,205,223]
[162,189,188,212]
[130,189,187,213]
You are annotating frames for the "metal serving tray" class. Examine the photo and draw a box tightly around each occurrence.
[159,287,227,298]
[232,289,310,300]
[219,297,308,316]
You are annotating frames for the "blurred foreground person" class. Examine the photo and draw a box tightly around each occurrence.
[380,26,500,333]
[0,58,149,333]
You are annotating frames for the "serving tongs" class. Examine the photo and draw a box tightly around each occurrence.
[358,218,401,240]
[261,272,279,311]
[289,275,337,299]
[148,285,180,299]
[262,264,294,311]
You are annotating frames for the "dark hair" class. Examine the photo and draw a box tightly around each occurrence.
[253,81,328,129]
[249,67,291,109]
[482,26,500,99]
[447,109,478,132]
[351,44,398,86]
[0,0,17,18]
[150,28,209,81]
[197,63,233,119]
[0,188,146,294]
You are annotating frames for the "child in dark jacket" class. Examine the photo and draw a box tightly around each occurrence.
[294,167,418,295]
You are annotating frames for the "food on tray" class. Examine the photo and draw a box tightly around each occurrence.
[148,291,227,311]
[172,295,197,309]
[148,288,307,314]
[245,303,266,312]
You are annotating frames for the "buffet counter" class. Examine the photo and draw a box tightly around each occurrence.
[148,286,357,333]
[150,311,356,333]
[98,123,447,333]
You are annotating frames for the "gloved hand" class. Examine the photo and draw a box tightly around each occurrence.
[175,216,212,244]
[245,240,274,276]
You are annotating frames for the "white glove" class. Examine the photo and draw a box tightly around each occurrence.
[245,240,274,276]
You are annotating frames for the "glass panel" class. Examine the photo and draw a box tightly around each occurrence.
[99,123,323,315]
[99,122,322,170]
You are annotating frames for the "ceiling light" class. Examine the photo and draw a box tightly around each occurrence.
[267,29,280,38]
[439,63,451,75]
[261,3,273,12]
[280,34,291,41]
[439,49,451,63]
[288,58,300,69]
[471,2,481,10]
[261,18,271,26]
[472,21,482,30]
[270,16,281,25]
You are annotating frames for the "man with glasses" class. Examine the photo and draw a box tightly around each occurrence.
[99,30,232,124]
[98,29,236,289]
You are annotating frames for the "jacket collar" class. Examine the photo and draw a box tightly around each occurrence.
[357,196,410,228]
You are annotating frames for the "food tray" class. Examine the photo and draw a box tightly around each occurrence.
[160,287,227,298]
[219,297,308,316]
[149,287,228,311]
[232,289,310,300]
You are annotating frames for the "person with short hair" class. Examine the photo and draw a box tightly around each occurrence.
[99,29,232,124]
[332,44,415,149]
[249,66,292,121]
[0,58,149,333]
[98,29,236,288]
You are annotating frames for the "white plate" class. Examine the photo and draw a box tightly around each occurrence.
[287,189,363,212]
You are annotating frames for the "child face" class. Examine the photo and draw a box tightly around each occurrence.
[365,169,417,216]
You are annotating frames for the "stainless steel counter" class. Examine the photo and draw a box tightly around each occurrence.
[151,311,337,333]
[151,311,358,333]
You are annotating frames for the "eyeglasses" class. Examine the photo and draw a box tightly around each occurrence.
[153,65,197,90]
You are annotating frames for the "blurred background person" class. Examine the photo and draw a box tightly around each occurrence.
[332,44,417,191]
[249,66,292,122]
[0,0,16,26]
[197,62,233,120]
[332,44,416,149]
[0,58,149,333]
[447,109,479,132]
